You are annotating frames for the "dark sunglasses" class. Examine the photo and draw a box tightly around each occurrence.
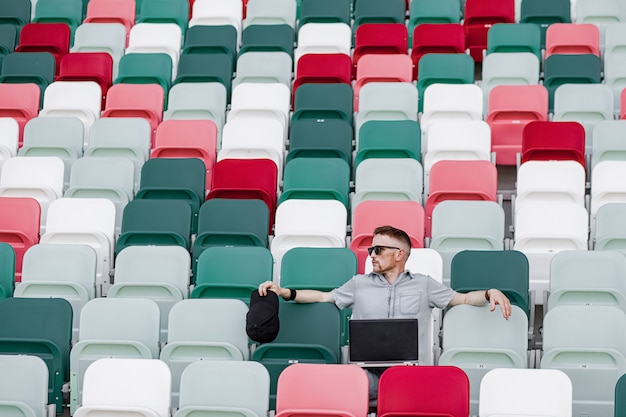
[367,245,401,256]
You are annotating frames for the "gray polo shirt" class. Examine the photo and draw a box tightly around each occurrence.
[331,270,456,361]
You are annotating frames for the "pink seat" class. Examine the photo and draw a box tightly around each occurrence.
[545,23,600,59]
[151,119,218,188]
[353,54,413,111]
[0,197,40,282]
[621,89,626,120]
[378,366,470,417]
[275,364,369,417]
[57,52,114,109]
[425,160,498,237]
[101,83,164,147]
[0,83,41,147]
[521,121,586,168]
[84,0,136,45]
[353,23,408,78]
[292,53,352,103]
[411,23,465,80]
[486,84,549,166]
[206,158,278,231]
[350,200,425,273]
[463,0,514,62]
[15,23,71,74]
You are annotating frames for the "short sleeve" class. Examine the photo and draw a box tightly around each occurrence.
[330,276,357,310]
[427,276,456,309]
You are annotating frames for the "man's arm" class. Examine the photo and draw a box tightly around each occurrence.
[448,288,512,320]
[258,281,335,303]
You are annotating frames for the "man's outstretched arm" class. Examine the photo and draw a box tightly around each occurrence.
[448,288,512,320]
[258,281,335,303]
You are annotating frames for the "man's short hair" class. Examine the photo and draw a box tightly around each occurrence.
[373,225,411,249]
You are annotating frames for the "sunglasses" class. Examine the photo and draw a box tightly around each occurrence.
[367,245,401,256]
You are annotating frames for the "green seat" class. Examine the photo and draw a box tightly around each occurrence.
[299,0,350,26]
[239,24,295,58]
[115,52,173,99]
[519,0,571,48]
[183,25,238,62]
[33,0,83,43]
[543,53,602,113]
[287,119,353,166]
[135,157,206,234]
[487,23,542,61]
[616,373,626,417]
[408,0,461,45]
[192,198,270,276]
[251,302,342,409]
[355,120,421,167]
[417,53,475,112]
[0,24,17,64]
[450,250,530,318]
[353,0,406,28]
[173,53,234,101]
[278,157,351,209]
[280,247,356,345]
[191,246,273,301]
[0,52,56,101]
[116,199,193,254]
[137,0,189,37]
[0,0,31,30]
[0,297,72,414]
[0,243,13,300]
[292,83,353,123]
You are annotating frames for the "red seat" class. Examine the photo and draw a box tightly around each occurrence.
[425,160,498,237]
[463,0,515,62]
[275,364,369,417]
[15,23,70,74]
[206,158,278,230]
[292,53,352,102]
[353,54,413,111]
[57,52,114,110]
[353,23,408,78]
[151,119,218,188]
[486,84,549,166]
[0,83,41,147]
[0,197,40,282]
[621,89,626,120]
[521,120,586,168]
[101,83,164,147]
[411,23,465,80]
[378,366,470,417]
[84,0,136,45]
[545,23,600,59]
[350,200,425,273]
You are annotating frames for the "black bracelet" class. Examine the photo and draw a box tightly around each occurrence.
[485,289,491,302]
[283,288,297,301]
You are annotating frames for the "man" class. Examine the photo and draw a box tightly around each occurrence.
[258,225,513,398]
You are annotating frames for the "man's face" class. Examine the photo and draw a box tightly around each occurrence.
[370,234,403,274]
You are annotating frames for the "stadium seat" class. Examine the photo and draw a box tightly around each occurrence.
[83,0,135,43]
[355,82,417,136]
[288,119,353,165]
[353,0,405,28]
[240,23,294,57]
[408,0,461,46]
[480,52,540,111]
[298,0,350,26]
[0,84,40,146]
[189,0,243,46]
[591,120,626,171]
[137,0,189,37]
[543,53,602,112]
[0,354,51,417]
[595,203,626,252]
[234,51,292,89]
[0,52,55,101]
[32,0,83,42]
[294,22,351,70]
[411,23,465,80]
[0,197,39,282]
[355,119,421,166]
[463,0,515,61]
[0,243,14,299]
[486,23,541,60]
[163,82,227,137]
[0,0,31,32]
[416,53,475,112]
[353,23,408,77]
[115,52,172,102]
[15,23,70,73]
[520,0,571,48]
[521,121,586,167]
[57,52,113,109]
[544,22,600,58]
[244,0,295,28]
[71,23,126,79]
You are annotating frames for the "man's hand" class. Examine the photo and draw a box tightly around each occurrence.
[258,281,288,299]
[487,288,512,320]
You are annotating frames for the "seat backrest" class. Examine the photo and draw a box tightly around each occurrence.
[178,360,269,417]
[0,243,14,299]
[591,120,626,171]
[545,22,600,58]
[479,368,572,417]
[0,196,40,281]
[0,354,49,417]
[280,247,356,289]
[521,120,586,166]
[275,364,369,417]
[378,366,470,417]
[487,22,541,59]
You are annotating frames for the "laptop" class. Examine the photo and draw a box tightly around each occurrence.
[348,318,419,367]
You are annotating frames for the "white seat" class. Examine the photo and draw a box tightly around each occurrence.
[189,0,243,47]
[271,199,347,281]
[41,198,116,296]
[227,82,291,137]
[604,54,626,113]
[0,354,51,417]
[591,120,626,170]
[164,82,227,125]
[481,52,540,112]
[126,23,182,80]
[355,82,418,136]
[479,368,572,417]
[71,23,126,79]
[233,51,293,89]
[74,358,170,417]
[243,0,296,28]
[294,22,351,71]
[590,160,626,237]
[0,118,18,162]
[38,81,102,145]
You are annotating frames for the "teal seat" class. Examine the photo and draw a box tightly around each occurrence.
[251,302,342,409]
[353,0,406,28]
[278,157,351,209]
[0,0,31,31]
[355,120,421,167]
[487,23,542,61]
[137,0,189,37]
[173,53,234,101]
[543,54,602,112]
[0,24,17,64]
[616,373,626,417]
[135,157,206,234]
[299,0,350,25]
[287,119,353,166]
[292,83,353,123]
[116,199,193,253]
[0,297,72,414]
[32,0,83,43]
[191,246,273,301]
[417,53,475,112]
[115,52,173,107]
[183,25,237,61]
[0,243,14,300]
[408,0,461,45]
[0,52,56,101]
[239,24,295,57]
[519,0,571,48]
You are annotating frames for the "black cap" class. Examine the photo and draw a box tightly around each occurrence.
[246,289,280,343]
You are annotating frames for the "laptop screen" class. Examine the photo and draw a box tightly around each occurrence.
[348,318,419,363]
